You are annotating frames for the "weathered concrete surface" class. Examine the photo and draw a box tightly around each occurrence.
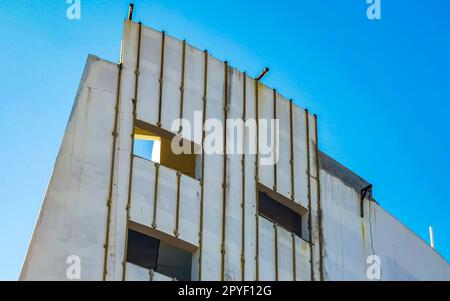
[122,22,320,281]
[320,154,450,280]
[129,157,200,247]
[20,56,119,280]
[20,20,449,281]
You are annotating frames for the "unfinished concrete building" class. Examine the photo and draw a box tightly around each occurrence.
[20,20,449,281]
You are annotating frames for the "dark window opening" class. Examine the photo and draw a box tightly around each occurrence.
[156,241,192,281]
[126,229,159,270]
[258,190,302,237]
[126,229,192,280]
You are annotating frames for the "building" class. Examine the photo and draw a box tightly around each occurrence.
[20,19,449,281]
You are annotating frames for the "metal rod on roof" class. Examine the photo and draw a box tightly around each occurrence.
[256,67,269,81]
[429,226,435,249]
[128,3,134,20]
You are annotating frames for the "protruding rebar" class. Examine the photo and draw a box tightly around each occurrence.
[256,67,269,81]
[128,3,134,20]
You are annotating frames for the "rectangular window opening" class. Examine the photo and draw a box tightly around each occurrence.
[126,229,192,281]
[258,184,308,241]
[133,121,201,180]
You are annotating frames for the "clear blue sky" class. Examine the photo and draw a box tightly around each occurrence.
[0,0,449,280]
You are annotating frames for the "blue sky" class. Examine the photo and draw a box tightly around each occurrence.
[0,0,449,280]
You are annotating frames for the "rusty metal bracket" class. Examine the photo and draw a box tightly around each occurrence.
[122,21,142,281]
[273,89,277,192]
[241,72,247,281]
[220,61,229,281]
[102,63,123,281]
[313,114,324,281]
[274,223,279,281]
[292,233,297,281]
[304,109,314,281]
[289,99,295,201]
[157,31,166,128]
[360,184,373,218]
[178,40,186,134]
[198,49,208,281]
[254,78,260,281]
[151,163,160,229]
[174,171,181,237]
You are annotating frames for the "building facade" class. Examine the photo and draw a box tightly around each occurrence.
[20,20,449,281]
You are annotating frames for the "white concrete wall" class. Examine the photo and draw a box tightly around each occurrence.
[18,20,329,281]
[224,66,245,281]
[320,169,450,280]
[129,157,200,247]
[20,56,119,280]
[370,203,449,280]
[21,20,448,282]
[122,21,320,281]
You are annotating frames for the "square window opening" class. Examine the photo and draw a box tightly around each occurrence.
[133,122,201,180]
[126,229,193,280]
[258,184,309,241]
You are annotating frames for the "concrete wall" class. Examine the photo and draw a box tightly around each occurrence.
[20,20,449,281]
[20,56,119,280]
[21,20,322,281]
[120,21,321,281]
[320,160,450,280]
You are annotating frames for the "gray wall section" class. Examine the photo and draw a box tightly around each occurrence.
[320,167,450,280]
[370,204,449,280]
[20,56,119,280]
